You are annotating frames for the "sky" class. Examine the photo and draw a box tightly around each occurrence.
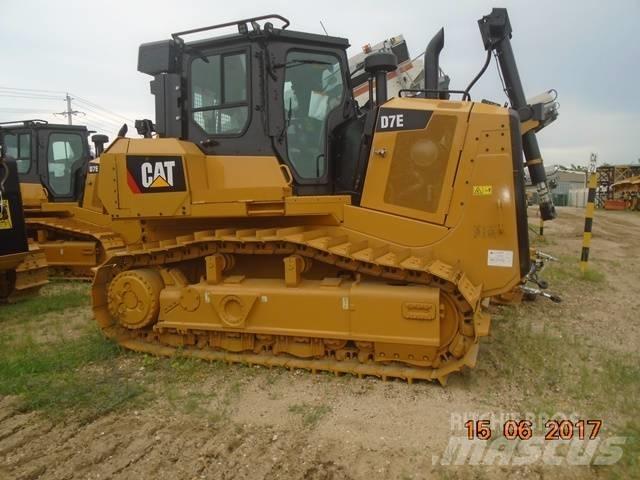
[1,0,638,167]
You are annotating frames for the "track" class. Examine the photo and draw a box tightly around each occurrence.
[26,217,125,277]
[0,244,48,302]
[94,226,489,384]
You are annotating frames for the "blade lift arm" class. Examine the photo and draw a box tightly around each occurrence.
[478,8,557,221]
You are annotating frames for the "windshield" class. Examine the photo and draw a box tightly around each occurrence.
[3,132,31,174]
[282,51,344,179]
[191,52,249,135]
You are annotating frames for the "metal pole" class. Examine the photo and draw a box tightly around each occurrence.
[580,153,598,273]
[539,217,544,238]
[66,93,73,125]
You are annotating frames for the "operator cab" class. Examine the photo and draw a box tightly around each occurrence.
[138,15,367,197]
[0,120,92,203]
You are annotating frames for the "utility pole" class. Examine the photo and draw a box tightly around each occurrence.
[55,93,84,125]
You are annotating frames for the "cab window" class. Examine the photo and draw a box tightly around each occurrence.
[191,52,249,135]
[4,133,31,174]
[282,51,344,179]
[47,133,84,196]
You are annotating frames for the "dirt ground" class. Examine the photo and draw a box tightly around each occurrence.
[0,207,638,480]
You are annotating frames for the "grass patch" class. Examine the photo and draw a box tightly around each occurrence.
[482,307,570,397]
[606,421,640,479]
[145,355,246,423]
[288,402,331,427]
[528,227,557,247]
[0,282,89,322]
[484,305,640,450]
[543,255,606,285]
[580,268,606,283]
[0,326,142,421]
[144,354,229,389]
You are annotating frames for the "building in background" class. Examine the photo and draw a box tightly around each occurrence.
[548,169,587,206]
[526,167,586,207]
[596,164,640,209]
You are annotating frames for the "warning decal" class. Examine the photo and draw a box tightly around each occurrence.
[0,200,13,230]
[473,185,493,196]
[487,249,513,268]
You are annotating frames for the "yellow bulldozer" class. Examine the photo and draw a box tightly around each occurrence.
[0,120,119,277]
[0,147,48,301]
[12,8,560,382]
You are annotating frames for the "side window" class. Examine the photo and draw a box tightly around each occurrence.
[384,115,458,213]
[191,52,249,135]
[47,133,84,196]
[4,133,32,174]
[283,51,344,179]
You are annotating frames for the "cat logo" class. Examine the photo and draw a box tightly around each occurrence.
[141,160,176,188]
[126,155,186,193]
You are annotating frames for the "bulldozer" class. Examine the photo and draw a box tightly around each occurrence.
[0,145,48,302]
[10,8,559,382]
[0,120,119,276]
[88,7,561,383]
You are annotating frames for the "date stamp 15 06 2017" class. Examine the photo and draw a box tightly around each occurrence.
[431,413,627,467]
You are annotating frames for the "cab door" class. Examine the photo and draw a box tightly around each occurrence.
[37,129,90,202]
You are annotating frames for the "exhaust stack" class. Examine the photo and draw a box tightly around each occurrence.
[424,28,444,99]
[91,134,109,157]
[364,52,398,105]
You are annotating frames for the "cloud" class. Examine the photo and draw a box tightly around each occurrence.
[0,0,637,166]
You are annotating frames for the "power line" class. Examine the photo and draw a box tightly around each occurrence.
[73,96,134,123]
[74,100,131,126]
[83,115,124,133]
[0,93,62,101]
[0,86,67,95]
[87,115,122,130]
[81,107,124,125]
[0,107,55,113]
[54,93,85,125]
[0,86,134,124]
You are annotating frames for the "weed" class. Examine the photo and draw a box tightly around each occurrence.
[580,268,606,283]
[606,421,640,479]
[543,256,606,286]
[288,402,331,427]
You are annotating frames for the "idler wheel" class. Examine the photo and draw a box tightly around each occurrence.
[107,269,164,329]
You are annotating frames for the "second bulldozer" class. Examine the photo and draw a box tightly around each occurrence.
[0,120,118,277]
[0,151,48,302]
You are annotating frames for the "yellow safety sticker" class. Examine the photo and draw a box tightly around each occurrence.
[473,185,493,196]
[0,200,12,230]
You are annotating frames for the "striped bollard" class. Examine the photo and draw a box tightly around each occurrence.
[580,170,597,272]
